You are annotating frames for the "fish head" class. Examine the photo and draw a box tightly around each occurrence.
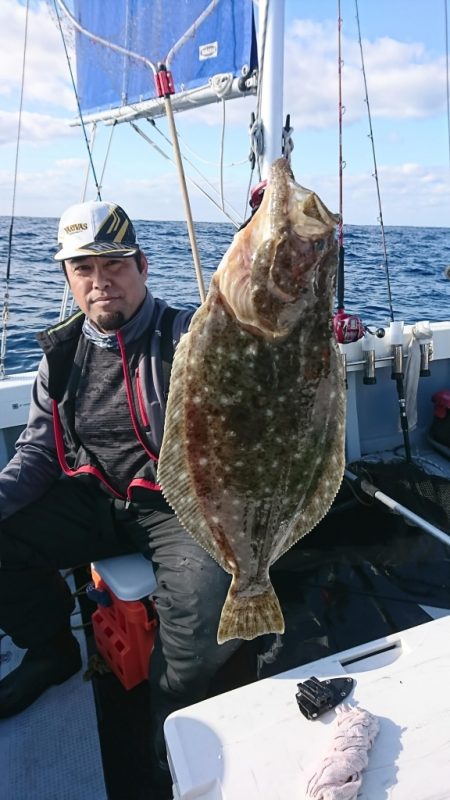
[214,158,339,339]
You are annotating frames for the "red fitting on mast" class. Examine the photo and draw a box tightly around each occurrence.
[154,64,175,98]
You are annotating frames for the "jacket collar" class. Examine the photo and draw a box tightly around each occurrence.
[82,290,155,350]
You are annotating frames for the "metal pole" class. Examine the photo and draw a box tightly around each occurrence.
[258,0,285,178]
[345,469,450,547]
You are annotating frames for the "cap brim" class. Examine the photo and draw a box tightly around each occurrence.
[54,242,139,262]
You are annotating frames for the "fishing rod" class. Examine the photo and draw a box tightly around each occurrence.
[354,0,412,463]
[333,2,365,350]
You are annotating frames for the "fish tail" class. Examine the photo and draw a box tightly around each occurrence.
[217,582,285,644]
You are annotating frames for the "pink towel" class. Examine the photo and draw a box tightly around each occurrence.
[305,704,379,799]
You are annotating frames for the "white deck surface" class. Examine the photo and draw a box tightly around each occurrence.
[165,613,450,800]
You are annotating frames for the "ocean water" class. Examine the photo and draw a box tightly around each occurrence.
[0,215,449,374]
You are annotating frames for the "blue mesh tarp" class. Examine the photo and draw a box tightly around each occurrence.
[73,0,257,114]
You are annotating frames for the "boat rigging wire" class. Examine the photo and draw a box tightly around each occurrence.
[354,0,394,324]
[52,0,102,201]
[146,117,243,223]
[131,122,241,227]
[107,83,248,222]
[98,122,118,198]
[81,123,98,204]
[0,0,31,379]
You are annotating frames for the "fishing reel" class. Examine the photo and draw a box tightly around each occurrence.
[332,310,365,344]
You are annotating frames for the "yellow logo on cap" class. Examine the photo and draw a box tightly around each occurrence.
[64,223,88,234]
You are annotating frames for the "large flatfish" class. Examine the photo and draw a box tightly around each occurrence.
[158,158,346,644]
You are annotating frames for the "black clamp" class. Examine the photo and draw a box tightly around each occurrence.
[296,675,354,720]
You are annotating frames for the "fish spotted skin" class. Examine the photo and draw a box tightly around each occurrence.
[158,159,346,643]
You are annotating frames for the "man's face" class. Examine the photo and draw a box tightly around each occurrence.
[65,252,148,332]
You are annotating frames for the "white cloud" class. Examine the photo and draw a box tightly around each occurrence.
[284,20,447,129]
[172,18,447,135]
[306,163,450,226]
[0,0,76,112]
[0,158,89,217]
[0,110,77,145]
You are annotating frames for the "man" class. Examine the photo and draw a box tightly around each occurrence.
[0,200,240,796]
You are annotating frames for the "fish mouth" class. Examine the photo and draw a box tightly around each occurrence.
[214,159,339,339]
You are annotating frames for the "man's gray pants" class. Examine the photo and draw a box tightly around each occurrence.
[0,478,240,768]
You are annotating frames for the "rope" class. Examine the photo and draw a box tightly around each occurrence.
[249,116,265,172]
[210,73,235,214]
[281,119,294,161]
[0,0,31,379]
[210,72,234,98]
[354,0,394,323]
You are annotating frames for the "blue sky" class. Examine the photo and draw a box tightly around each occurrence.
[1,0,449,226]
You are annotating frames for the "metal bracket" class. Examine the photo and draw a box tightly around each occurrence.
[296,675,354,720]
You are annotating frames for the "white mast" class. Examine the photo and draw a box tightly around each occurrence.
[258,0,285,178]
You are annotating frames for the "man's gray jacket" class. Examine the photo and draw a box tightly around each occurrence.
[0,291,193,520]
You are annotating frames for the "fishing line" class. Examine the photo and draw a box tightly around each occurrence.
[0,0,31,378]
[336,2,345,314]
[332,4,365,347]
[52,0,102,200]
[354,0,394,323]
[355,0,413,463]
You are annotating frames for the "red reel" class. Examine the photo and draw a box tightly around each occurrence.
[333,310,365,344]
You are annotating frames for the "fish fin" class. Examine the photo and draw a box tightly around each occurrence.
[217,580,285,644]
[158,328,227,568]
[270,346,346,563]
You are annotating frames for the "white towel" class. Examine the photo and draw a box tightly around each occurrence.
[305,704,379,800]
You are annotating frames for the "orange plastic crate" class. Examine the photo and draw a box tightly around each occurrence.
[91,571,157,690]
